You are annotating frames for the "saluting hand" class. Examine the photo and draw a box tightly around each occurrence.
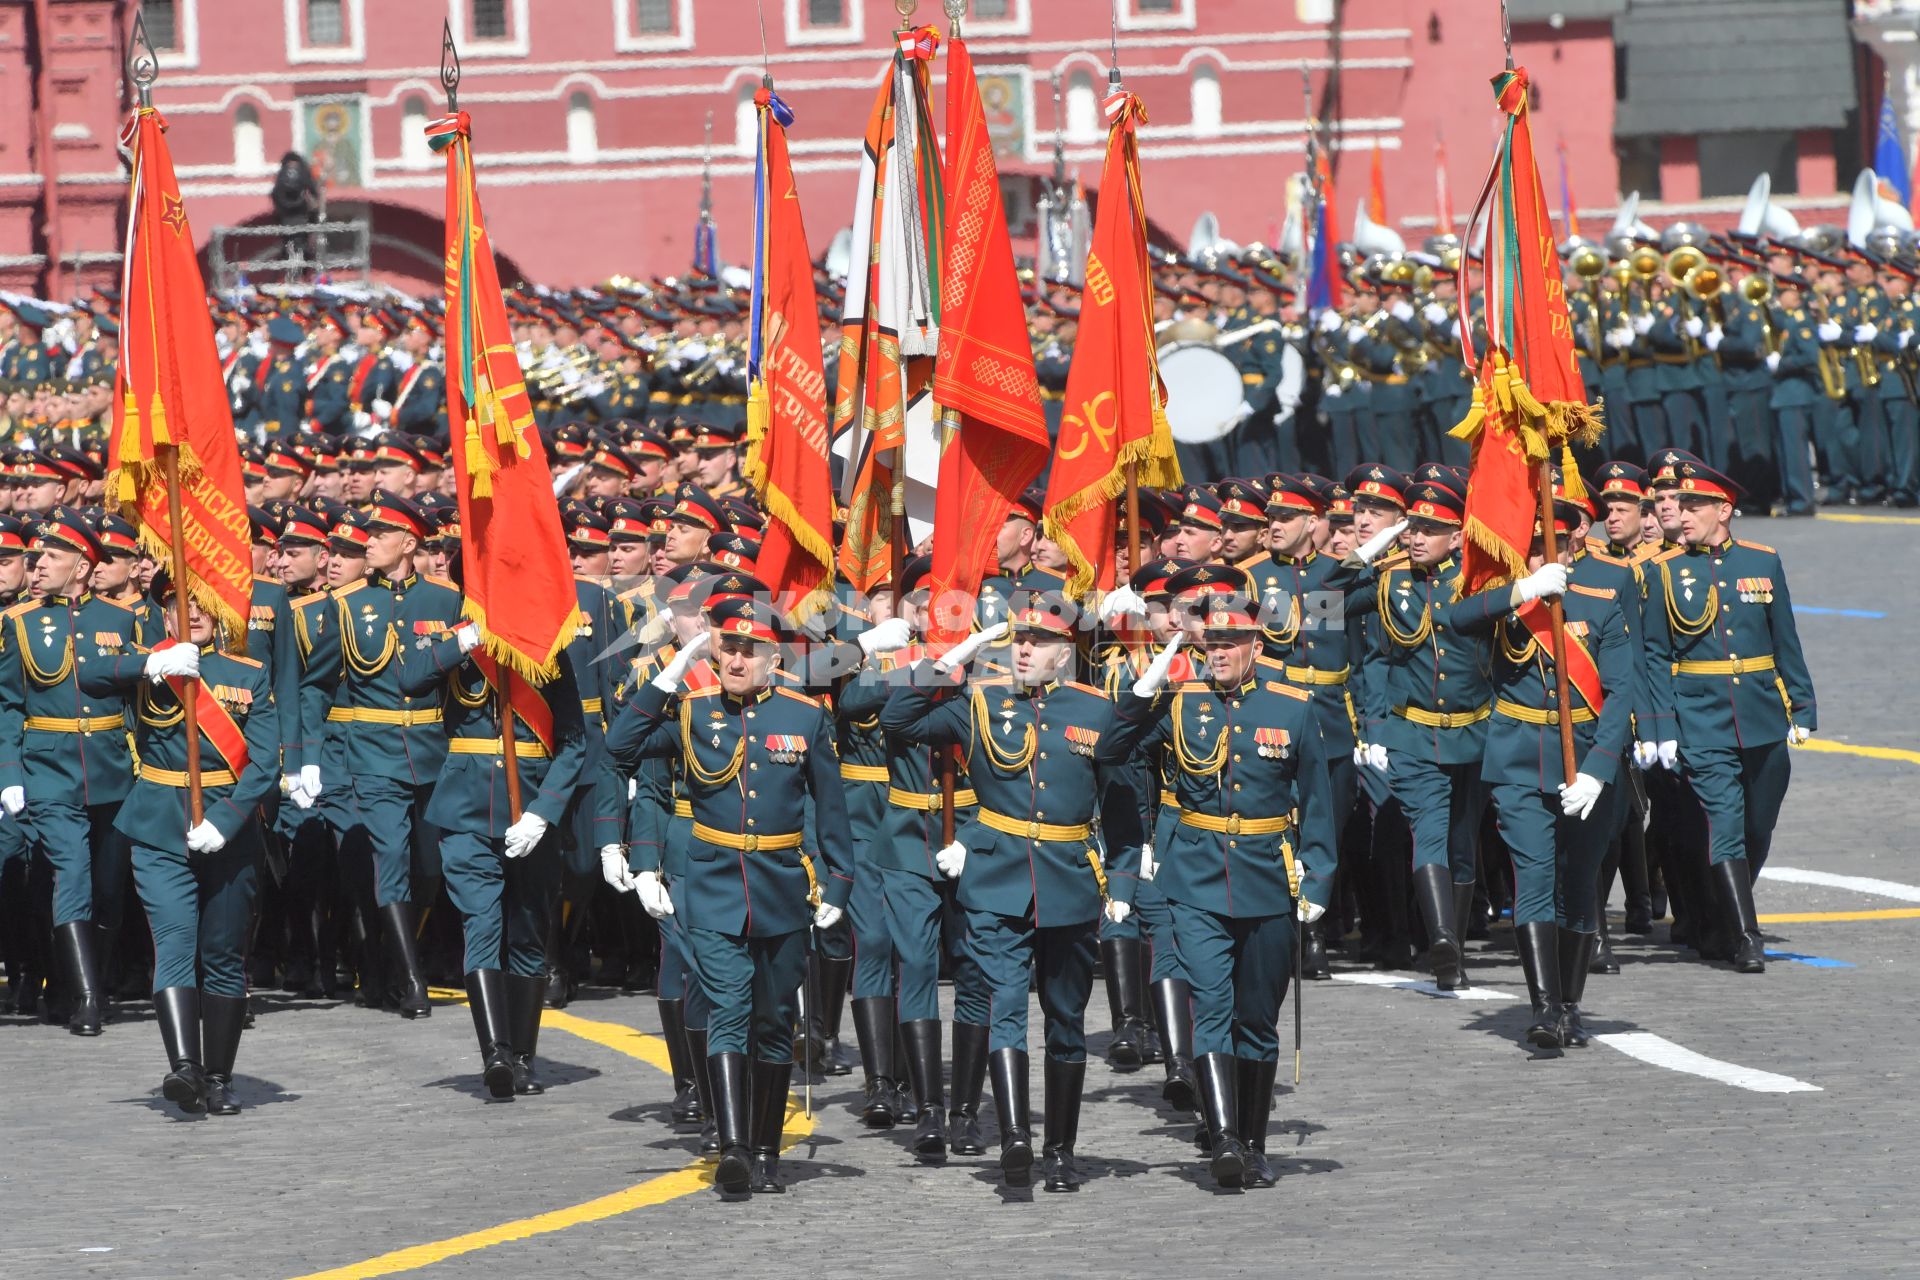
[651,630,711,692]
[1131,635,1186,698]
[934,621,1008,675]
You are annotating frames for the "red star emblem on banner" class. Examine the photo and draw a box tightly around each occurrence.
[160,193,188,237]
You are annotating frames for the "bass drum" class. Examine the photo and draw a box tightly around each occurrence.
[1157,341,1245,444]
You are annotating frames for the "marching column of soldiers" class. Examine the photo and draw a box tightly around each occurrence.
[0,230,1820,1194]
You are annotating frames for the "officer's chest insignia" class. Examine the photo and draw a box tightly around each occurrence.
[249,605,276,631]
[1254,726,1291,759]
[765,733,806,764]
[212,683,253,709]
[1564,621,1589,639]
[1064,725,1100,756]
[413,620,449,634]
[1737,577,1774,604]
[94,632,123,650]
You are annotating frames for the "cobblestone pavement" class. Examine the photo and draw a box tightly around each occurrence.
[2,515,1916,1279]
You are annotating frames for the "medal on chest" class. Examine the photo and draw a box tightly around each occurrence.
[1254,726,1291,759]
[1195,702,1215,737]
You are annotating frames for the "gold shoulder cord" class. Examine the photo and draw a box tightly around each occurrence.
[1661,562,1717,638]
[1263,590,1302,646]
[17,614,74,688]
[971,687,1037,772]
[679,697,745,787]
[1498,616,1539,666]
[1171,690,1228,776]
[137,682,185,730]
[341,604,398,678]
[451,672,490,709]
[1377,568,1433,648]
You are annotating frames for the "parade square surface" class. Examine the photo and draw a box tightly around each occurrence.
[1,515,1914,1279]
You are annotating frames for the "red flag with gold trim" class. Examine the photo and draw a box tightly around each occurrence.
[429,110,578,730]
[107,107,251,646]
[926,35,1050,648]
[1040,88,1181,596]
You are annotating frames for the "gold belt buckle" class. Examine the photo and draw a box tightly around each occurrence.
[1729,657,1745,674]
[742,834,759,852]
[1545,711,1559,726]
[1225,814,1242,835]
[1026,820,1042,839]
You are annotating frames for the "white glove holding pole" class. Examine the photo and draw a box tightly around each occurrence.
[1364,743,1389,773]
[1316,309,1342,334]
[1131,635,1186,698]
[1354,518,1409,565]
[1099,585,1146,626]
[1683,316,1704,338]
[1788,725,1812,746]
[1854,323,1878,344]
[1633,740,1659,770]
[1657,739,1680,770]
[1104,900,1132,925]
[455,622,484,655]
[651,630,711,692]
[1391,300,1415,323]
[1818,320,1843,343]
[1632,313,1655,336]
[934,621,1008,675]
[600,844,634,892]
[935,841,967,879]
[1140,842,1158,882]
[503,811,549,859]
[1345,323,1368,344]
[1703,327,1723,352]
[856,617,912,659]
[635,870,675,919]
[813,903,843,930]
[1765,350,1781,372]
[1423,302,1448,326]
[144,642,200,683]
[1,786,23,816]
[1511,562,1569,605]
[1296,898,1326,924]
[1558,773,1604,820]
[187,821,226,854]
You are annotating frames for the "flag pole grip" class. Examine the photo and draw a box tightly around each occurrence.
[159,444,204,826]
[1535,461,1578,783]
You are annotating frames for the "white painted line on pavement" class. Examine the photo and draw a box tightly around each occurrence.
[1761,866,1920,903]
[1594,1033,1822,1094]
[1332,972,1519,1001]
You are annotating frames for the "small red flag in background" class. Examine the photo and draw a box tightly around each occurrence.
[108,107,252,647]
[1368,140,1388,224]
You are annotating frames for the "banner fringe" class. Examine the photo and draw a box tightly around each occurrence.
[462,598,576,685]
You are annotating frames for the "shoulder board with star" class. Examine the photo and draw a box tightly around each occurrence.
[773,686,820,707]
[3,600,36,620]
[293,589,331,608]
[1262,680,1311,700]
[1568,582,1616,600]
[1734,539,1776,555]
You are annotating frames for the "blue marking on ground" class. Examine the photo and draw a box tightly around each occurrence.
[1764,949,1854,969]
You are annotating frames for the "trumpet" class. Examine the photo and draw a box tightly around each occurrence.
[1742,273,1778,353]
[1572,243,1607,358]
[1806,292,1850,401]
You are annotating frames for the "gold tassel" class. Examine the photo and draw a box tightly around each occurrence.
[1559,444,1590,508]
[745,382,771,446]
[148,391,172,447]
[1449,381,1487,442]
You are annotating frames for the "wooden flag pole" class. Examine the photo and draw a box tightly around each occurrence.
[1534,460,1579,784]
[159,444,204,827]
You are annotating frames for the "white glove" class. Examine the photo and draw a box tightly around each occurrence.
[300,764,321,799]
[187,820,226,854]
[1345,323,1368,344]
[1232,398,1254,425]
[1633,740,1659,769]
[1606,327,1634,351]
[627,777,637,801]
[1323,381,1344,399]
[0,786,21,816]
[1683,316,1704,338]
[635,870,675,918]
[1631,313,1655,336]
[857,616,913,659]
[1099,585,1146,626]
[1788,725,1812,746]
[935,840,967,879]
[1390,300,1415,323]
[1140,841,1158,882]
[934,621,1008,674]
[503,811,550,859]
[1512,562,1569,605]
[1423,302,1447,326]
[1316,309,1341,334]
[1854,323,1878,344]
[651,630,712,692]
[1902,329,1914,350]
[1558,772,1604,820]
[1364,743,1388,773]
[1818,321,1843,343]
[1130,635,1186,698]
[1354,518,1409,565]
[351,410,373,432]
[370,397,393,422]
[813,903,844,930]
[455,622,483,654]
[1296,898,1326,924]
[144,643,200,683]
[1703,327,1723,352]
[286,774,315,810]
[1657,740,1679,770]
[1765,350,1781,372]
[1104,900,1132,925]
[1353,743,1369,767]
[600,844,635,892]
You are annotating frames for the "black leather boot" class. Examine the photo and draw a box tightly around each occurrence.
[686,1025,720,1154]
[747,1058,793,1194]
[1237,1056,1280,1187]
[153,986,205,1114]
[1558,929,1597,1048]
[900,1019,947,1161]
[1150,978,1198,1112]
[505,972,546,1095]
[1514,922,1565,1052]
[848,995,898,1128]
[1300,916,1332,979]
[1715,860,1767,973]
[1195,1052,1246,1188]
[201,992,247,1115]
[947,1021,988,1156]
[1100,937,1149,1069]
[1413,865,1462,990]
[709,1052,752,1195]
[1451,881,1477,974]
[381,903,432,1019]
[798,953,855,1076]
[891,1020,916,1120]
[1040,1057,1086,1192]
[659,998,700,1122]
[987,1047,1032,1186]
[464,970,516,1099]
[1591,910,1620,975]
[55,922,104,1036]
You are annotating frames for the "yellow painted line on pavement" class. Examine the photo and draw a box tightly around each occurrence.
[1817,511,1920,525]
[1796,739,1920,766]
[290,1002,815,1280]
[1759,908,1920,924]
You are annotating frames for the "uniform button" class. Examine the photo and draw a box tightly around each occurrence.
[1437,673,1446,681]
[1228,840,1237,849]
[1437,697,1447,707]
[1036,810,1046,819]
[747,818,757,827]
[749,763,759,771]
[1436,648,1445,657]
[1039,751,1048,760]
[1732,678,1741,686]
[1039,723,1049,731]
[1232,782,1242,791]
[1232,753,1241,762]
[1722,606,1731,613]
[1232,725,1242,734]
[1038,782,1047,790]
